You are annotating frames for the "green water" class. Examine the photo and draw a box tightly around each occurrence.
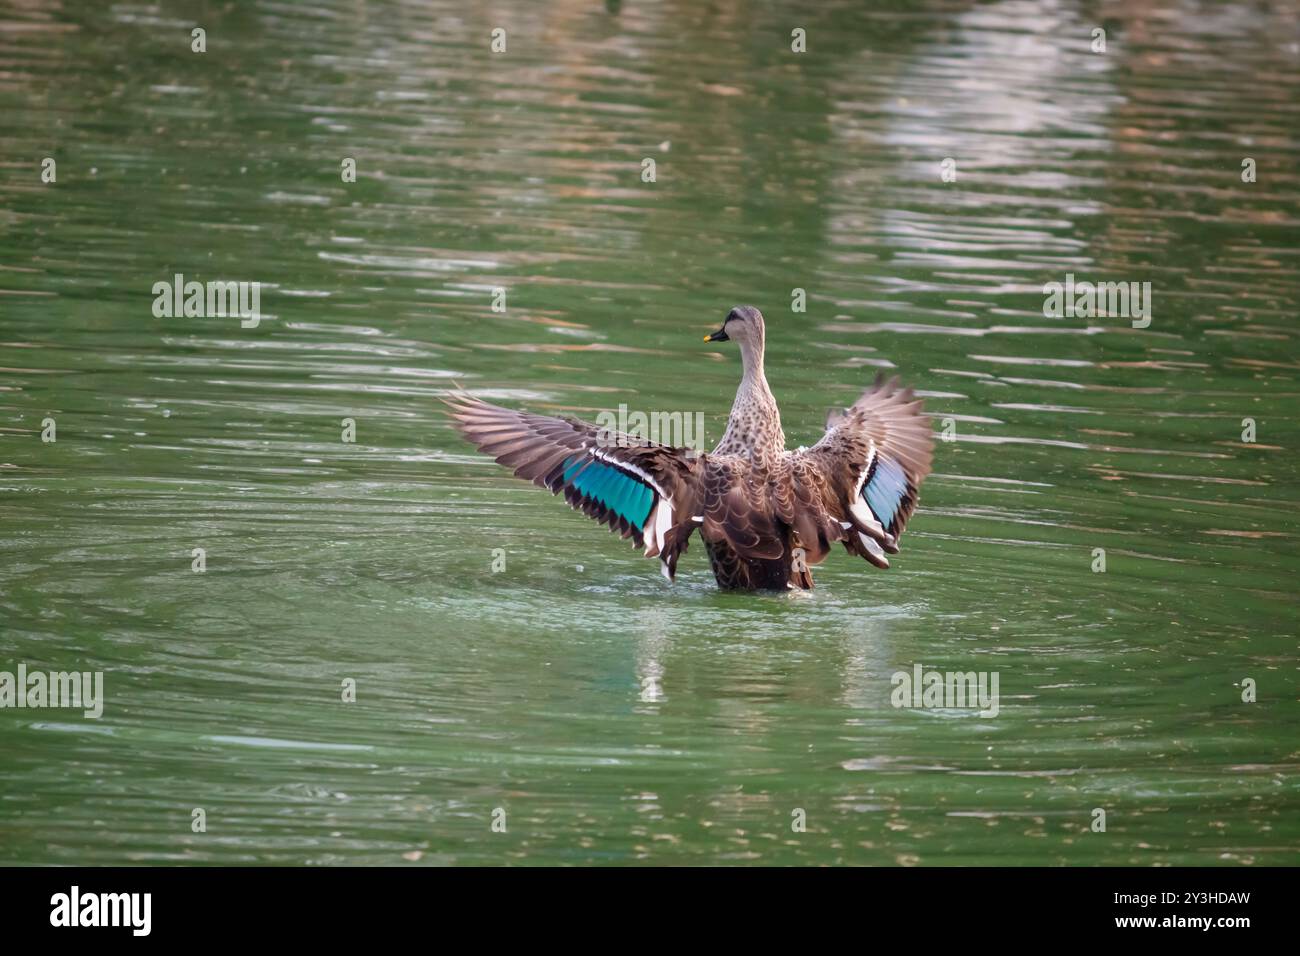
[2,0,1298,866]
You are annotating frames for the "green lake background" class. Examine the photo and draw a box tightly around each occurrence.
[1,0,1297,865]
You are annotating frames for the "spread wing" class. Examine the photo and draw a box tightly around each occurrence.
[445,393,701,579]
[799,375,934,568]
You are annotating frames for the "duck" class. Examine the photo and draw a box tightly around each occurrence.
[447,305,934,590]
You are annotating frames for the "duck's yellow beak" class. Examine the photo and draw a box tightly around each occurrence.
[704,327,729,342]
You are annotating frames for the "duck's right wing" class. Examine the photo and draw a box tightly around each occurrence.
[801,375,934,568]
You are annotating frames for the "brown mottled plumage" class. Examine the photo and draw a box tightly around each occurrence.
[448,305,934,591]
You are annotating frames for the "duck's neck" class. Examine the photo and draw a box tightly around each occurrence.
[713,339,785,465]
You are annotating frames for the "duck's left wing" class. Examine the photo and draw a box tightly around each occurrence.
[802,375,934,568]
[445,393,700,579]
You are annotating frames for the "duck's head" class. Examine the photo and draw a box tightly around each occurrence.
[704,305,765,349]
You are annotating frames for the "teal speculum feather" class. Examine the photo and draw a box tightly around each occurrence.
[864,456,908,530]
[562,456,655,529]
